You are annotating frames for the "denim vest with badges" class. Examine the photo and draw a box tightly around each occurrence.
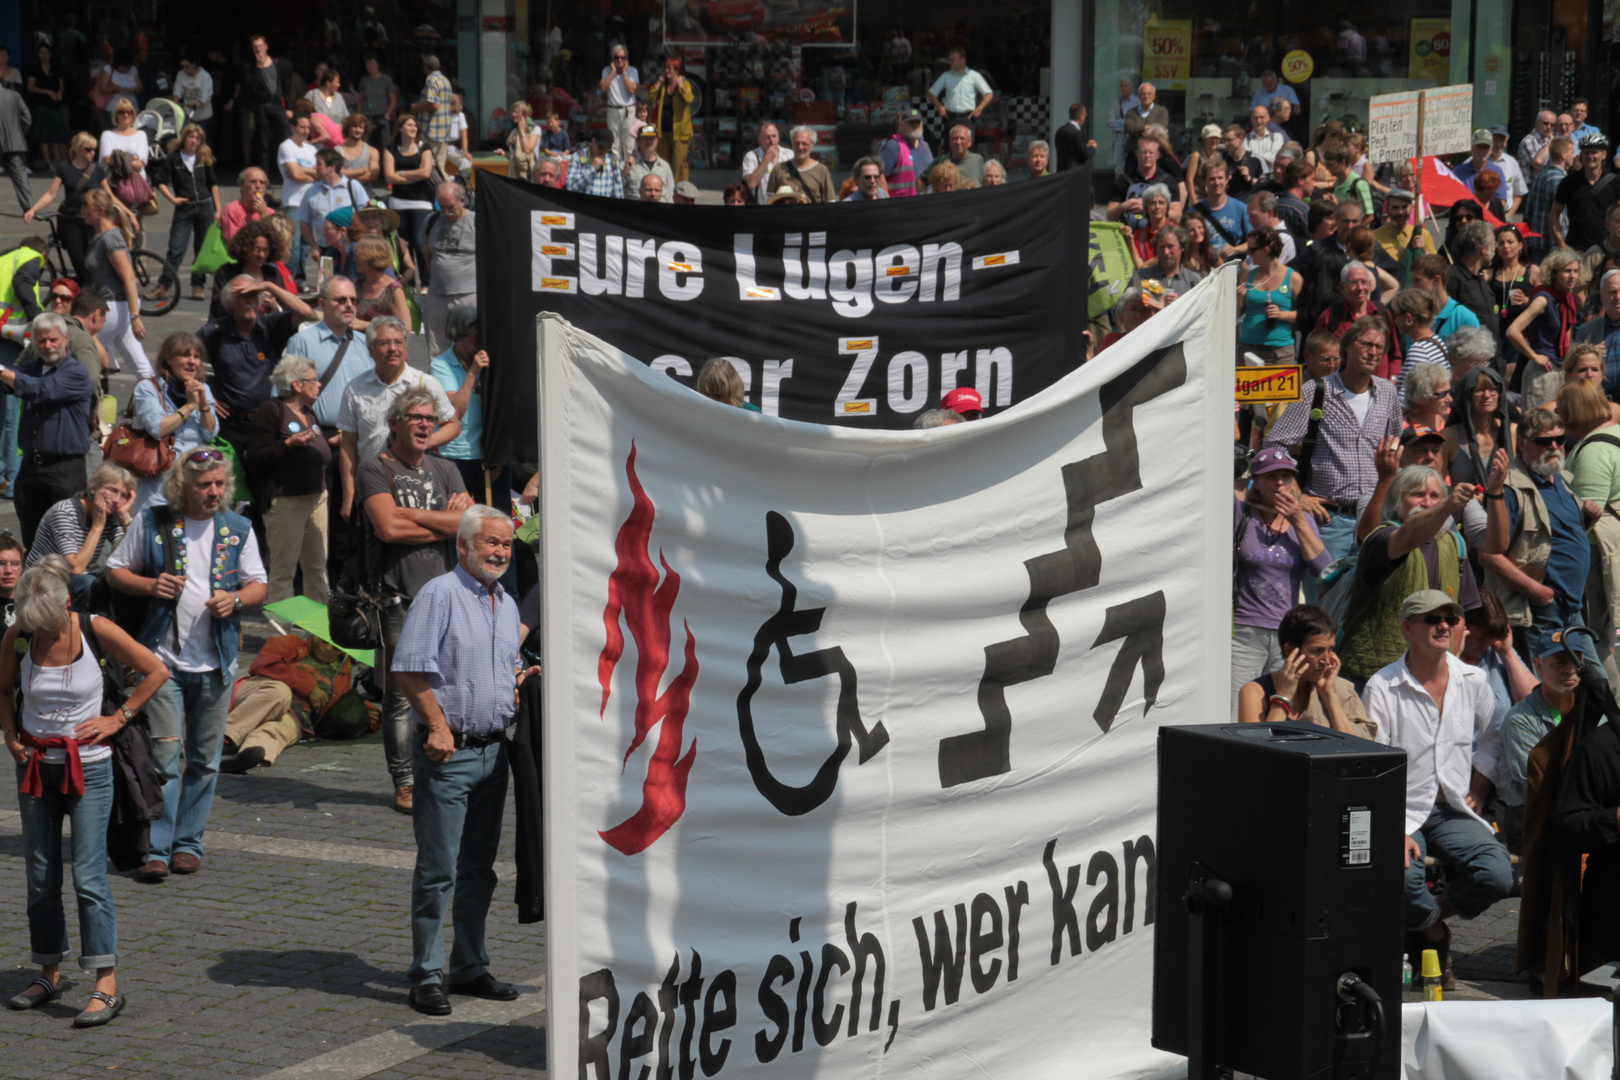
[135,505,252,673]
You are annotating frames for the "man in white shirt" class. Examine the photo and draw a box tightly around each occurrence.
[108,450,269,882]
[337,317,459,522]
[1364,589,1514,989]
[276,114,319,286]
[1243,105,1284,172]
[742,122,787,205]
[926,48,994,137]
[1488,125,1528,217]
[598,46,639,168]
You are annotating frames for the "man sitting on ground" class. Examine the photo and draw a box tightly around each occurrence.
[1364,589,1513,990]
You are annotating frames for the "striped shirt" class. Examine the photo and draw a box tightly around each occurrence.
[392,564,522,735]
[26,496,125,571]
[1264,373,1404,504]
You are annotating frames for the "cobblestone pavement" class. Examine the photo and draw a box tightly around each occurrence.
[0,732,549,1076]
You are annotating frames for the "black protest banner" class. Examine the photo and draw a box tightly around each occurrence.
[475,168,1090,465]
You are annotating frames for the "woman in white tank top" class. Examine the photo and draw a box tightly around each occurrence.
[0,561,169,1027]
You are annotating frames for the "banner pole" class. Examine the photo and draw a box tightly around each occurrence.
[1414,91,1429,257]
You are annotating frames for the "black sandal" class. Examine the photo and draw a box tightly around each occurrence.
[5,977,62,1010]
[72,990,124,1028]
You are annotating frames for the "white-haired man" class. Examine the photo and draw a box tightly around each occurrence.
[767,126,833,203]
[108,449,268,882]
[393,504,534,1015]
[0,312,95,547]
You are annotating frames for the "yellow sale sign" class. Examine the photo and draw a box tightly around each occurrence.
[1143,18,1192,86]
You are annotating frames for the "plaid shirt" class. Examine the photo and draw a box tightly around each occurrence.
[421,70,455,142]
[1526,164,1566,255]
[392,564,522,734]
[566,148,624,198]
[1264,373,1403,504]
[1519,130,1550,177]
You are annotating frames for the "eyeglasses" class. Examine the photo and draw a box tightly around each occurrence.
[375,338,406,350]
[1527,434,1564,447]
[186,449,226,464]
[328,296,357,305]
[49,292,74,303]
[1422,613,1462,627]
[402,413,437,426]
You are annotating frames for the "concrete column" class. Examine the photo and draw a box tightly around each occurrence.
[1050,0,1084,141]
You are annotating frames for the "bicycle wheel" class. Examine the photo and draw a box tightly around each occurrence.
[129,250,181,317]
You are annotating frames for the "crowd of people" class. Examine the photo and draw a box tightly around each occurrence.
[1155,83,1620,998]
[11,26,1620,1031]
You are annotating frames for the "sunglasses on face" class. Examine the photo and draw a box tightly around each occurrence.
[1528,434,1563,447]
[49,293,73,303]
[1422,613,1461,626]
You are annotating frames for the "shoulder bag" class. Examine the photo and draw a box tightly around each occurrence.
[102,379,177,479]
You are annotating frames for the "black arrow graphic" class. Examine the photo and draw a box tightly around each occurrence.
[937,346,1187,788]
[1091,591,1166,732]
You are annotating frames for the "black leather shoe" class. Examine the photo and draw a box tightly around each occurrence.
[219,746,265,774]
[409,983,452,1015]
[448,973,520,1001]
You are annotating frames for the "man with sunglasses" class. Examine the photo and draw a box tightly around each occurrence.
[1482,413,1591,661]
[290,277,373,578]
[1364,589,1513,992]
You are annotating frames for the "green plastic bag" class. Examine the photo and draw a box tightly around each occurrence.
[209,436,252,504]
[190,220,231,276]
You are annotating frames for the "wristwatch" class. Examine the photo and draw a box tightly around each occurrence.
[1484,490,1506,500]
[233,593,243,612]
[118,704,133,722]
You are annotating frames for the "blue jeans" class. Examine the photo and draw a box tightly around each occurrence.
[1404,805,1514,930]
[0,392,18,491]
[286,211,309,286]
[165,199,217,287]
[1305,508,1359,604]
[17,758,117,968]
[144,668,233,864]
[409,735,508,987]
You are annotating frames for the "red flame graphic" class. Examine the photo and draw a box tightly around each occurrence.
[597,442,699,856]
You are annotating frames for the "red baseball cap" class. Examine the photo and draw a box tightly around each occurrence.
[942,387,984,416]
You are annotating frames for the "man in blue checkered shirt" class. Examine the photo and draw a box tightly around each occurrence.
[1575,267,1620,393]
[566,130,624,198]
[1526,137,1573,262]
[393,504,536,1016]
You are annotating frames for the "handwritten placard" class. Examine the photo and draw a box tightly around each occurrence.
[1421,84,1474,158]
[1369,91,1421,164]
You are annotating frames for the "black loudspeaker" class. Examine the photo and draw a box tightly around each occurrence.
[1151,722,1406,1080]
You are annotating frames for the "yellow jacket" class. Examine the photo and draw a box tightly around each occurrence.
[647,78,694,143]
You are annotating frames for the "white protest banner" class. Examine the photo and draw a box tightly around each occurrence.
[540,268,1235,1080]
[1420,84,1474,158]
[1369,91,1421,164]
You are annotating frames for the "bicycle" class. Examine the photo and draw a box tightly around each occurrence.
[31,210,182,317]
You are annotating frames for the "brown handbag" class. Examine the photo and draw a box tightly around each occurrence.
[101,379,177,479]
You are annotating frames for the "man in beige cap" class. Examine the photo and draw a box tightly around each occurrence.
[1362,589,1513,991]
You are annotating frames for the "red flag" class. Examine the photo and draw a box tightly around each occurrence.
[1407,156,1540,239]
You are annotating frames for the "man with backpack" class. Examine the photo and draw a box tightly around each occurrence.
[1481,412,1591,662]
[1195,159,1251,261]
[1265,316,1406,595]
